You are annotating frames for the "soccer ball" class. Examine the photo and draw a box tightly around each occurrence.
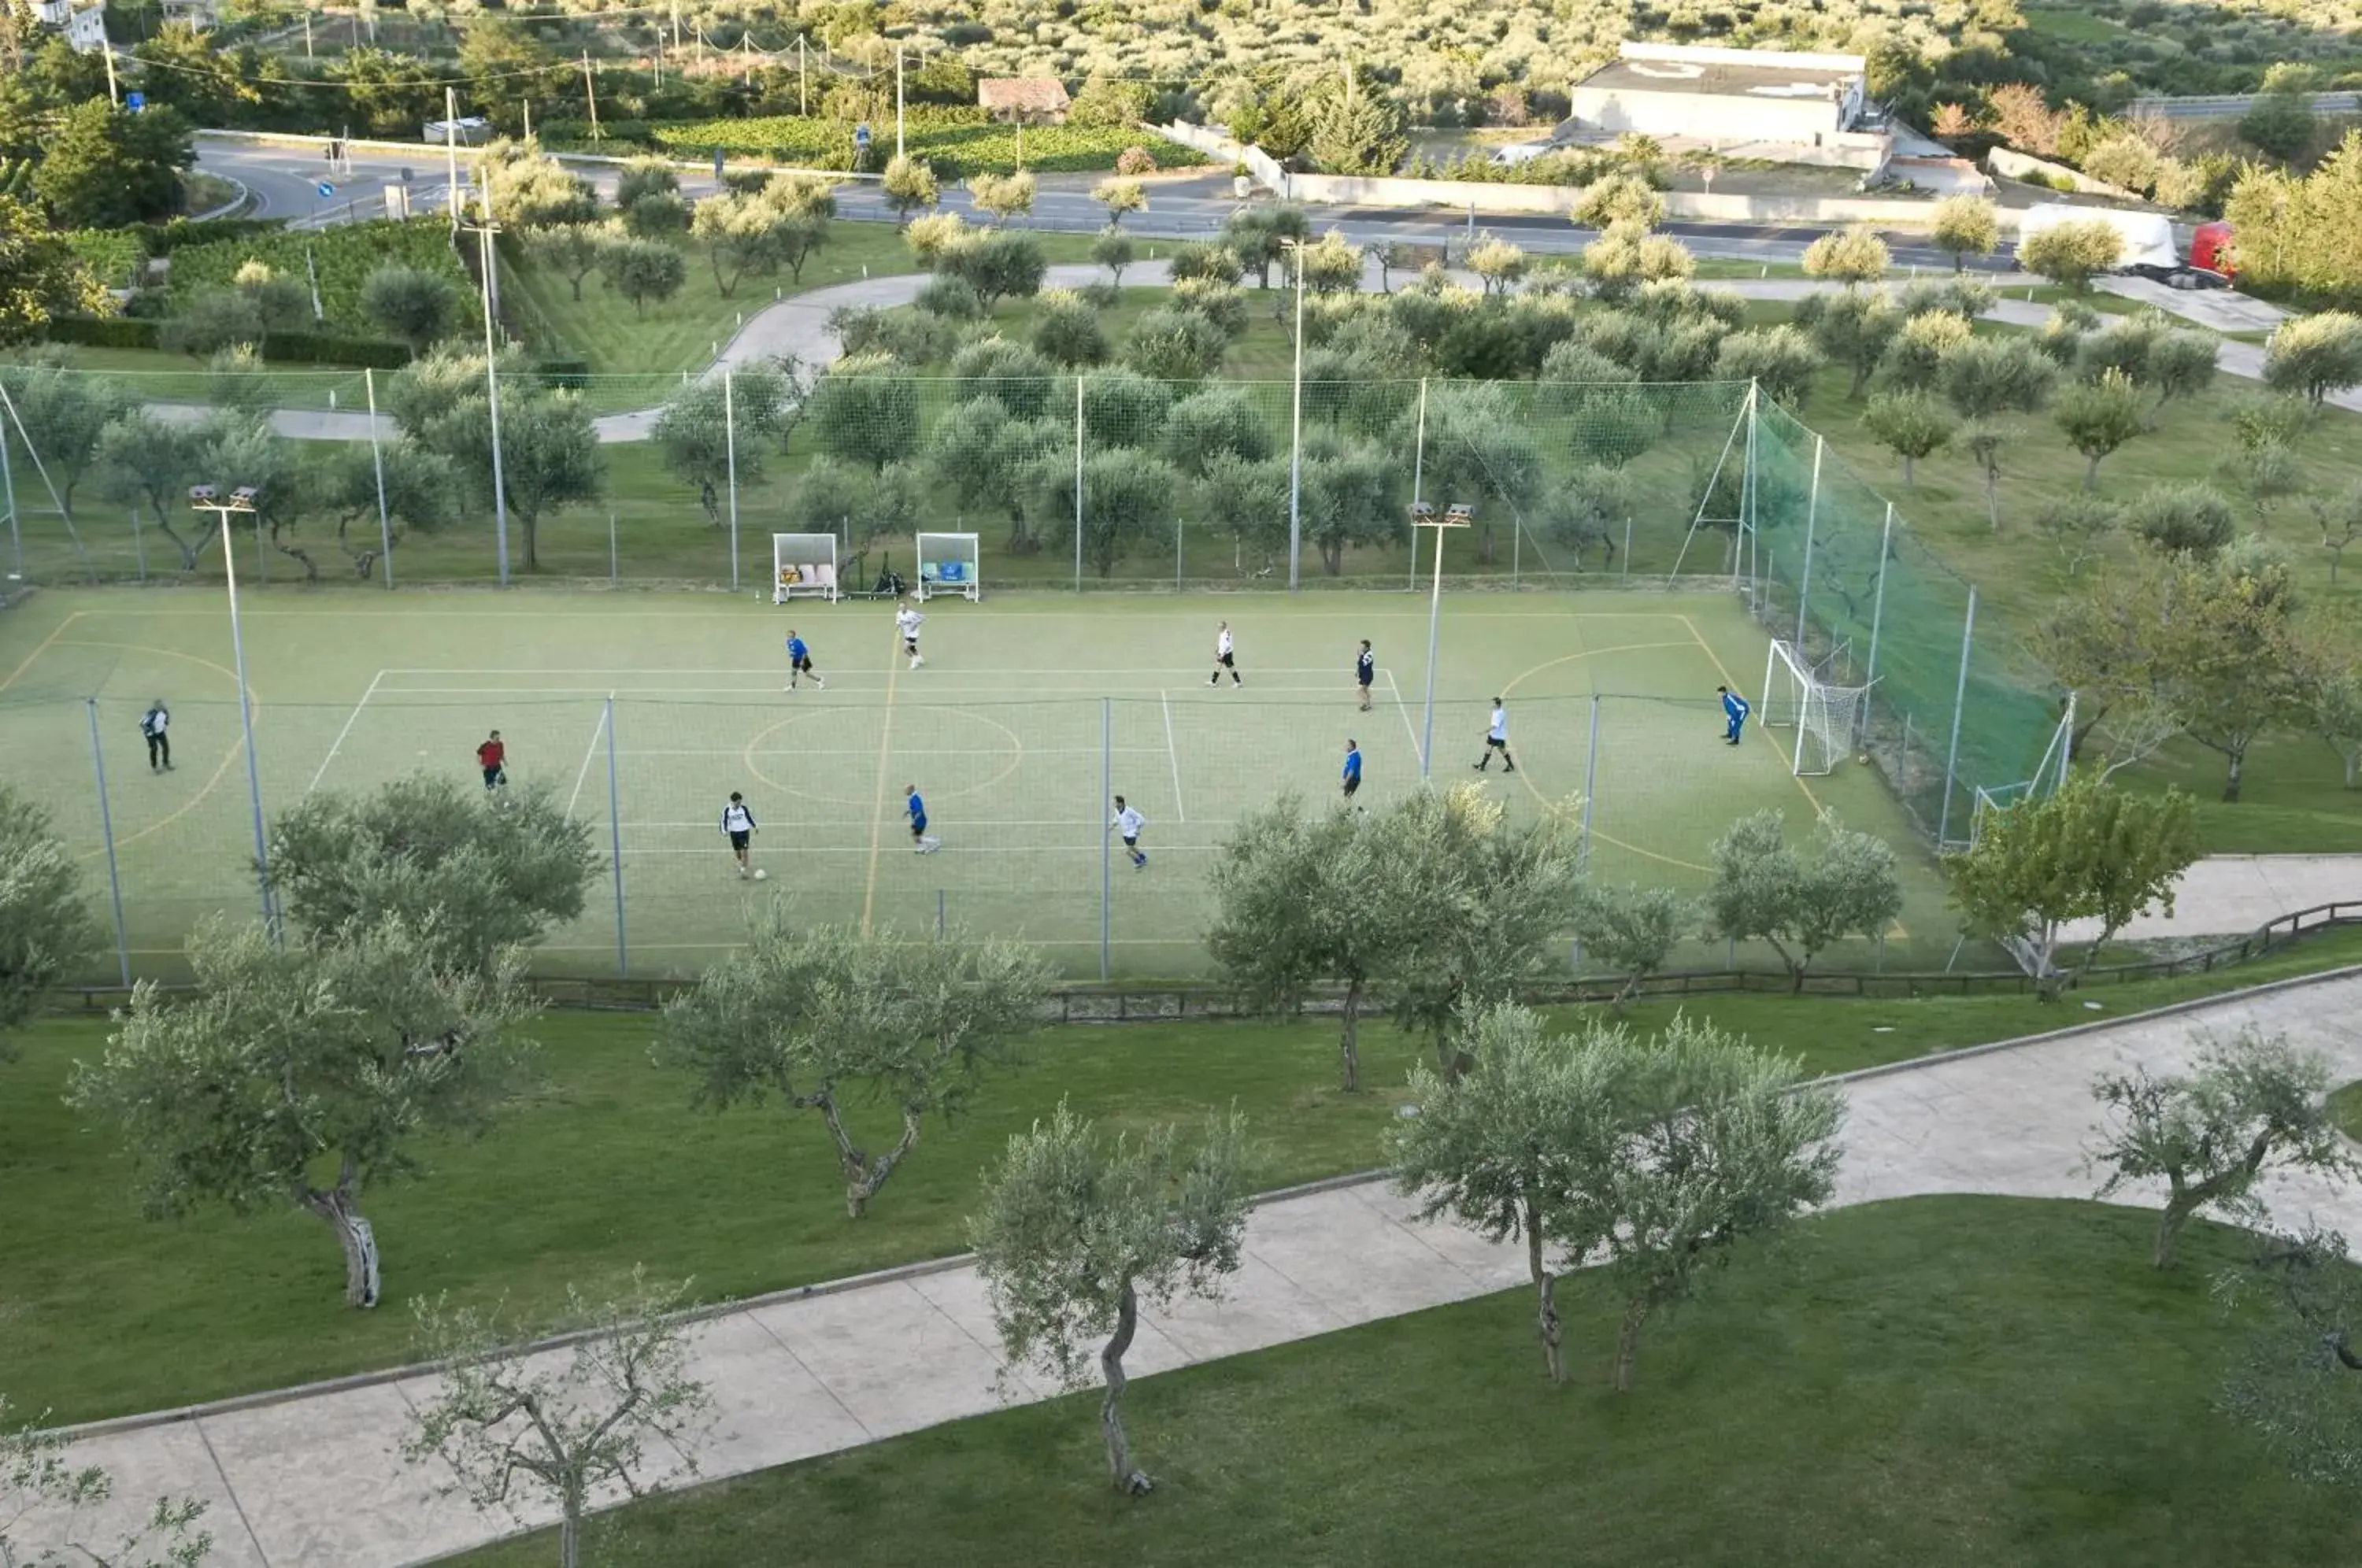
[753,869,768,882]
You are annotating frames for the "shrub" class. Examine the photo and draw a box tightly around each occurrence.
[167,220,468,336]
[914,275,986,320]
[1115,146,1159,176]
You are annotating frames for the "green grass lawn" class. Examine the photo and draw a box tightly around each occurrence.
[9,927,2358,1423]
[2330,1078,2362,1142]
[501,220,1101,377]
[449,1196,2356,1568]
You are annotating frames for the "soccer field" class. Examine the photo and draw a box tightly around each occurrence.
[0,586,1965,981]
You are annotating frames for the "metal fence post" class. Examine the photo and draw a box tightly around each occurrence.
[84,699,131,987]
[1860,501,1893,742]
[365,367,394,590]
[1099,696,1111,981]
[1073,375,1085,594]
[1793,432,1823,647]
[724,370,740,593]
[129,508,144,582]
[609,513,618,584]
[1409,378,1426,594]
[0,407,19,580]
[1579,693,1601,876]
[1935,586,1977,847]
[1175,516,1183,590]
[605,694,627,975]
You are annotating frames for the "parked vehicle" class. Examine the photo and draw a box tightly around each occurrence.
[2016,203,2235,289]
[422,117,492,146]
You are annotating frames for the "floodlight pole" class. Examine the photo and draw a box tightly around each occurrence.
[0,408,19,581]
[444,87,461,232]
[1408,377,1426,594]
[724,370,740,592]
[83,698,131,988]
[196,492,275,934]
[1860,501,1893,744]
[1935,585,1977,849]
[365,367,393,590]
[1285,241,1306,591]
[1794,432,1823,647]
[1414,503,1471,779]
[463,194,513,587]
[1072,374,1085,592]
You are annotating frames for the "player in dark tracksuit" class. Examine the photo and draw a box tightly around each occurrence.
[1355,640,1375,712]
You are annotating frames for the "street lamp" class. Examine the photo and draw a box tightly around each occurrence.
[190,485,274,928]
[458,185,513,587]
[1282,236,1307,591]
[1413,501,1473,779]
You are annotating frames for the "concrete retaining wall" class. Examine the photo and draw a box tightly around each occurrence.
[1988,146,2142,201]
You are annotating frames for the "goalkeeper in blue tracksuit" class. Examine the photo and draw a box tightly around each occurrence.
[1719,685,1751,746]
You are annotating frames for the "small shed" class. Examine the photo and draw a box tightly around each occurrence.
[979,80,1072,124]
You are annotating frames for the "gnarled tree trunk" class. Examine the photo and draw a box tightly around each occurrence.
[1612,1296,1651,1392]
[818,1093,927,1219]
[1338,976,1364,1093]
[1101,1276,1150,1494]
[1527,1200,1564,1385]
[298,1178,381,1308]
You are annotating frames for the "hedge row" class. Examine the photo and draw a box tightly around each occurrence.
[646,114,1208,175]
[63,231,146,288]
[165,219,469,335]
[40,314,413,368]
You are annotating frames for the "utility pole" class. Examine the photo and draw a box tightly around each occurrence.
[303,8,313,58]
[443,85,461,232]
[461,192,513,588]
[582,50,599,141]
[798,35,808,115]
[101,44,119,107]
[895,46,906,161]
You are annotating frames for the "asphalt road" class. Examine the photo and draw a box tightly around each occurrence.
[194,134,2015,272]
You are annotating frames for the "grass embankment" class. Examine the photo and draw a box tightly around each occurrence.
[451,1196,2353,1567]
[8,927,2358,1423]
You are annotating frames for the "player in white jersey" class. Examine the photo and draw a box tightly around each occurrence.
[1473,698,1516,773]
[719,791,758,877]
[1110,796,1148,869]
[895,602,926,669]
[1208,620,1241,687]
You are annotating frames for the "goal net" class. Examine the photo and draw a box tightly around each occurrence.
[915,531,980,602]
[772,533,839,603]
[1760,638,1870,778]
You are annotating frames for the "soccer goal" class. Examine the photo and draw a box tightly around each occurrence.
[1761,638,1871,777]
[772,533,839,603]
[915,531,980,602]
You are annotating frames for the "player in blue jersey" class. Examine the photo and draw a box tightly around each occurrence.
[1354,639,1375,712]
[906,784,940,853]
[1719,685,1752,746]
[783,630,824,690]
[1342,738,1362,799]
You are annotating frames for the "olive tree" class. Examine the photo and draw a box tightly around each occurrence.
[265,774,602,974]
[2088,1030,2353,1269]
[66,916,539,1307]
[1860,389,1952,489]
[971,1101,1250,1496]
[403,1273,713,1568]
[1942,772,2201,997]
[2054,367,2149,491]
[0,783,98,1060]
[1092,177,1146,228]
[1930,195,2001,272]
[1708,809,1903,991]
[521,224,609,302]
[2264,312,2362,407]
[1714,325,1821,408]
[881,154,939,225]
[1569,881,1695,1004]
[927,394,1059,550]
[360,264,461,355]
[596,235,686,316]
[1394,1005,1843,1391]
[1801,224,1890,287]
[2019,220,2125,294]
[968,169,1036,225]
[658,918,1054,1219]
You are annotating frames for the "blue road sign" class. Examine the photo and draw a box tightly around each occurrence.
[125,91,145,113]
[317,182,335,199]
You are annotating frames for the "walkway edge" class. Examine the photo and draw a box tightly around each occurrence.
[45,961,2362,1444]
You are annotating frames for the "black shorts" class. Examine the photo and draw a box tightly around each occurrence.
[909,818,928,838]
[729,830,750,850]
[1357,674,1372,690]
[1216,653,1235,668]
[1486,736,1509,751]
[483,766,505,787]
[904,638,920,654]
[1342,776,1361,797]
[792,655,815,673]
[1121,834,1139,849]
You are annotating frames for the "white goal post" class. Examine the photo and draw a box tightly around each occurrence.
[915,531,980,602]
[1760,638,1870,778]
[772,533,839,603]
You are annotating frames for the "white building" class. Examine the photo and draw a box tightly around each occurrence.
[33,0,109,52]
[1567,42,1868,145]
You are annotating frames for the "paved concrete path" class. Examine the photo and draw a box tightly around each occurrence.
[2061,854,2362,944]
[19,967,2362,1566]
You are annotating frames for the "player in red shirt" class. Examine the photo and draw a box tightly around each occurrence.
[476,730,508,797]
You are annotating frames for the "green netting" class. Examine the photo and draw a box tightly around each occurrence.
[1754,402,2063,846]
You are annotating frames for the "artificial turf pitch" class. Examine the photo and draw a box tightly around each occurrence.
[0,586,1957,979]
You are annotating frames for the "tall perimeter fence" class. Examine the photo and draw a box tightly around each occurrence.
[1,365,2067,968]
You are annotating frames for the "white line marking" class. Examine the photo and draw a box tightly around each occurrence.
[370,683,1366,697]
[372,666,1365,675]
[610,746,1172,757]
[1383,668,1423,767]
[1161,691,1186,824]
[615,819,1239,830]
[566,700,610,817]
[305,668,383,793]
